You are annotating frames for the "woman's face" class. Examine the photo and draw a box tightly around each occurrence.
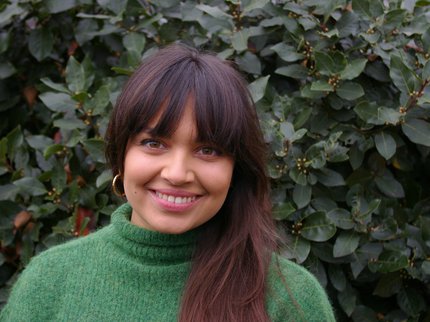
[123,102,234,234]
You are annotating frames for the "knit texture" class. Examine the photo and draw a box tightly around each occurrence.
[0,204,335,322]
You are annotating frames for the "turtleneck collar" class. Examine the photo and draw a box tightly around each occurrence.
[108,203,198,265]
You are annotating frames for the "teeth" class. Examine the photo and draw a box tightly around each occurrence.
[155,191,196,204]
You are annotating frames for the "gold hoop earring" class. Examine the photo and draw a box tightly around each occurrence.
[112,174,125,197]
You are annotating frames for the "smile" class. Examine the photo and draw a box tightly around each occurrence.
[155,191,197,204]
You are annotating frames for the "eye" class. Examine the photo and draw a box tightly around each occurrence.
[197,146,221,157]
[140,139,165,150]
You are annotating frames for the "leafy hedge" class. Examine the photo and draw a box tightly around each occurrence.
[1,0,430,320]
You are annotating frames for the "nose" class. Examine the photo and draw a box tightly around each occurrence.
[160,151,194,185]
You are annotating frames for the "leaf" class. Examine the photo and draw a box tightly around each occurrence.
[13,177,47,197]
[83,138,106,163]
[123,32,146,55]
[0,62,16,79]
[26,135,54,150]
[272,202,296,220]
[301,212,336,242]
[333,231,360,257]
[423,60,430,80]
[401,118,430,147]
[328,265,346,291]
[196,4,231,19]
[374,132,396,160]
[96,169,112,188]
[236,52,261,75]
[396,287,426,315]
[327,208,355,229]
[389,55,420,94]
[242,0,270,13]
[28,28,54,61]
[337,283,357,316]
[275,64,308,79]
[40,78,70,93]
[231,29,249,52]
[339,59,367,80]
[373,273,402,297]
[44,0,77,13]
[351,305,378,322]
[316,168,345,187]
[53,118,86,130]
[293,184,312,209]
[248,75,270,103]
[66,56,86,93]
[336,82,364,100]
[310,80,334,92]
[352,0,383,19]
[314,51,336,76]
[283,236,311,264]
[375,173,405,198]
[271,43,304,62]
[368,250,408,273]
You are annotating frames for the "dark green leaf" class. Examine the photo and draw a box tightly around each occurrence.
[315,51,336,76]
[44,0,77,13]
[272,202,296,220]
[310,80,334,92]
[26,135,54,150]
[375,173,405,198]
[390,55,420,94]
[39,92,76,112]
[374,132,396,160]
[283,236,310,264]
[351,305,378,322]
[66,56,86,93]
[402,118,430,147]
[316,168,345,187]
[83,138,106,163]
[248,76,270,103]
[339,59,367,80]
[301,212,336,242]
[53,118,86,130]
[333,231,360,257]
[0,62,16,79]
[28,28,54,61]
[397,287,426,315]
[293,184,311,209]
[236,52,261,75]
[271,43,304,62]
[123,32,146,55]
[327,208,355,229]
[337,283,357,316]
[13,177,47,196]
[368,250,408,273]
[328,265,346,291]
[275,64,308,79]
[336,82,364,100]
[373,273,402,297]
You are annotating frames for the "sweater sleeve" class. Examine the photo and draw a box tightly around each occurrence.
[0,253,63,322]
[266,255,336,322]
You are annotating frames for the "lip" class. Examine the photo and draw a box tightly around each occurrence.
[149,189,202,213]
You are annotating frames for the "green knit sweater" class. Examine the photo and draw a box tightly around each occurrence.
[0,204,335,322]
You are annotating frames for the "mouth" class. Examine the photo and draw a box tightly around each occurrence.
[154,191,198,204]
[149,189,202,212]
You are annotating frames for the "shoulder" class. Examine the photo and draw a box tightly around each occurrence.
[266,254,336,322]
[0,226,111,321]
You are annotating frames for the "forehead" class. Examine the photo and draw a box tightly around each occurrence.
[145,100,198,140]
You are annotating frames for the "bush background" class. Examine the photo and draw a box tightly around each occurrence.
[1,0,430,320]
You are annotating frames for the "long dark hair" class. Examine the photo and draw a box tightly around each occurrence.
[105,44,277,322]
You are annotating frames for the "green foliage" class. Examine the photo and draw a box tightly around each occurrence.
[1,0,430,320]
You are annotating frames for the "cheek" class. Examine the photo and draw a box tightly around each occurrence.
[202,161,234,195]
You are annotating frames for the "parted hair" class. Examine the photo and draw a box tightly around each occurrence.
[105,44,277,322]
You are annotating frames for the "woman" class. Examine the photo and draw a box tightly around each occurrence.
[0,44,335,321]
